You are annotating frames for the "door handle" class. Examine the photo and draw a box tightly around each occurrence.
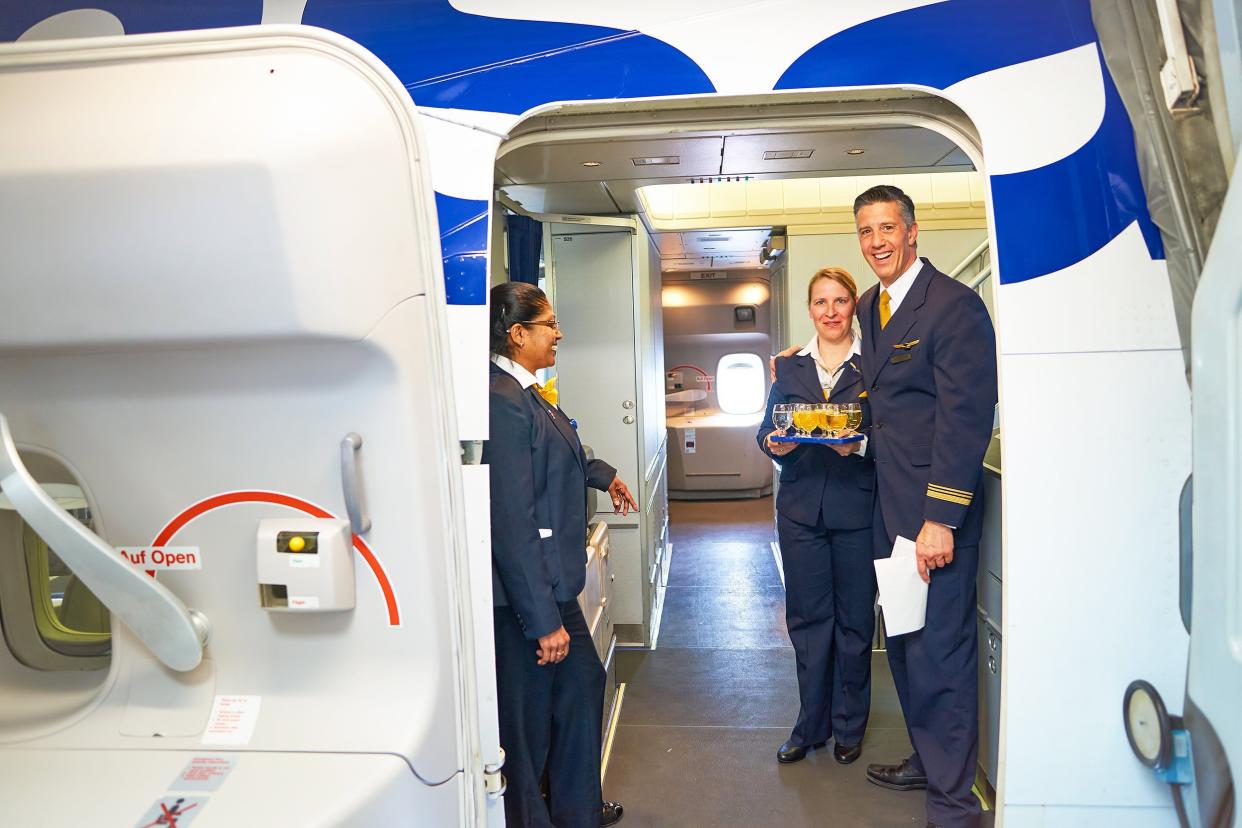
[0,414,210,672]
[340,433,371,535]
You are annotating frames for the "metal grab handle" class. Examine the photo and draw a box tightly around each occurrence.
[340,433,371,535]
[0,414,209,672]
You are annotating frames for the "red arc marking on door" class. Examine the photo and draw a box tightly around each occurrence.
[150,490,400,626]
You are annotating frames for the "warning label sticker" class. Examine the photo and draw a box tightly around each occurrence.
[133,796,208,828]
[201,695,261,746]
[117,547,202,571]
[170,757,236,792]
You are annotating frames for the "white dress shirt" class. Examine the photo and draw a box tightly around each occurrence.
[880,257,924,316]
[492,354,538,389]
[797,332,862,398]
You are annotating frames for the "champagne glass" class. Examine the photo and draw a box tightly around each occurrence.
[792,404,816,438]
[772,404,792,435]
[813,403,830,437]
[825,403,848,437]
[844,403,863,433]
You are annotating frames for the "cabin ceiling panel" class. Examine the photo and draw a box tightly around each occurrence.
[681,228,769,256]
[664,256,713,270]
[655,233,686,255]
[497,136,724,184]
[937,146,972,167]
[639,171,987,232]
[721,127,961,174]
[711,254,763,268]
[500,183,619,215]
[660,228,771,272]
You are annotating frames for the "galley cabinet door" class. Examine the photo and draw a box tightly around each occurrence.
[547,228,641,522]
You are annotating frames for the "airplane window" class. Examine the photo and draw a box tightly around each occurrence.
[0,472,111,668]
[716,353,766,415]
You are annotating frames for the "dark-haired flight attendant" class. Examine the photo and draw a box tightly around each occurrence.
[483,281,637,828]
[757,267,877,767]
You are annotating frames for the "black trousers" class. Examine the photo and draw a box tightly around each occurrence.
[494,600,605,828]
[777,512,876,747]
[875,507,981,828]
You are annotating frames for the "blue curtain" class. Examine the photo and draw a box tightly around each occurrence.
[506,213,542,284]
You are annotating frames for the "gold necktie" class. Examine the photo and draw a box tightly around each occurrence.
[879,290,892,330]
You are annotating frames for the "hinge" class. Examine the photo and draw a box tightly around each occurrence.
[461,440,484,465]
[483,748,507,799]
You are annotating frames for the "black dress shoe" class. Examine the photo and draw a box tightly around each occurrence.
[776,739,826,764]
[601,800,624,826]
[865,759,928,790]
[833,741,862,764]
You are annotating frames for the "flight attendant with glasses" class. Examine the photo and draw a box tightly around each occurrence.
[484,281,637,828]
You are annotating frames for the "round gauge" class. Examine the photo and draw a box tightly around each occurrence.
[1123,680,1172,770]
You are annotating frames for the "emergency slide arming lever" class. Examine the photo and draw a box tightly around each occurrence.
[0,415,210,672]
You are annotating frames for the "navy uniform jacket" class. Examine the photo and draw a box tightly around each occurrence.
[857,258,997,547]
[483,362,616,640]
[756,352,875,529]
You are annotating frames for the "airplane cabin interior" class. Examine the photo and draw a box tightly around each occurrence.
[491,91,1004,820]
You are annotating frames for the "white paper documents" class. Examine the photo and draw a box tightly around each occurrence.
[873,535,927,636]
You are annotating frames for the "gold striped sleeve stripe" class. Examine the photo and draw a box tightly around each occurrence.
[927,487,972,506]
[928,482,973,497]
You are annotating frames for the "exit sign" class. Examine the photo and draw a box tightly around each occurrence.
[689,271,727,280]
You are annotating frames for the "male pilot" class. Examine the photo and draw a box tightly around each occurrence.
[851,185,997,828]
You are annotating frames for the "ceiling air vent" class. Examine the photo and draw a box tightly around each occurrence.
[632,156,680,166]
[762,149,814,160]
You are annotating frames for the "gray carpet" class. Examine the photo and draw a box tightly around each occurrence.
[605,497,931,827]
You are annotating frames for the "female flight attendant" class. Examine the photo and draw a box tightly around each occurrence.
[483,282,637,828]
[756,268,877,766]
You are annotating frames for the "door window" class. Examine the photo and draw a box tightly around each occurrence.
[0,464,110,669]
[716,353,765,414]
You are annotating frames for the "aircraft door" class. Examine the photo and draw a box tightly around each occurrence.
[1185,169,1242,824]
[0,27,495,827]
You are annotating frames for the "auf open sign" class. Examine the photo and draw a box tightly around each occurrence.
[117,546,202,570]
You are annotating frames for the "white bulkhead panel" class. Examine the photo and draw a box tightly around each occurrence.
[0,27,490,826]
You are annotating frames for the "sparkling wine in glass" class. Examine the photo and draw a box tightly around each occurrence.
[845,403,863,432]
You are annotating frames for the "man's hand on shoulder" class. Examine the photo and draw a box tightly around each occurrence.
[915,520,954,584]
[769,345,801,382]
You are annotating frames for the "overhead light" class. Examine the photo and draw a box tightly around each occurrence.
[845,148,866,155]
[632,156,680,166]
[582,161,602,167]
[762,149,814,160]
[697,235,729,241]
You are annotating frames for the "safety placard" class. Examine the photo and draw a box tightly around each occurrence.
[170,757,236,792]
[201,695,261,745]
[133,796,208,828]
[117,547,202,571]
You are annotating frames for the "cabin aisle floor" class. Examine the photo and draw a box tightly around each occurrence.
[607,497,928,827]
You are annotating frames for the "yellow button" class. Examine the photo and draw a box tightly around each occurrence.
[288,536,306,553]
